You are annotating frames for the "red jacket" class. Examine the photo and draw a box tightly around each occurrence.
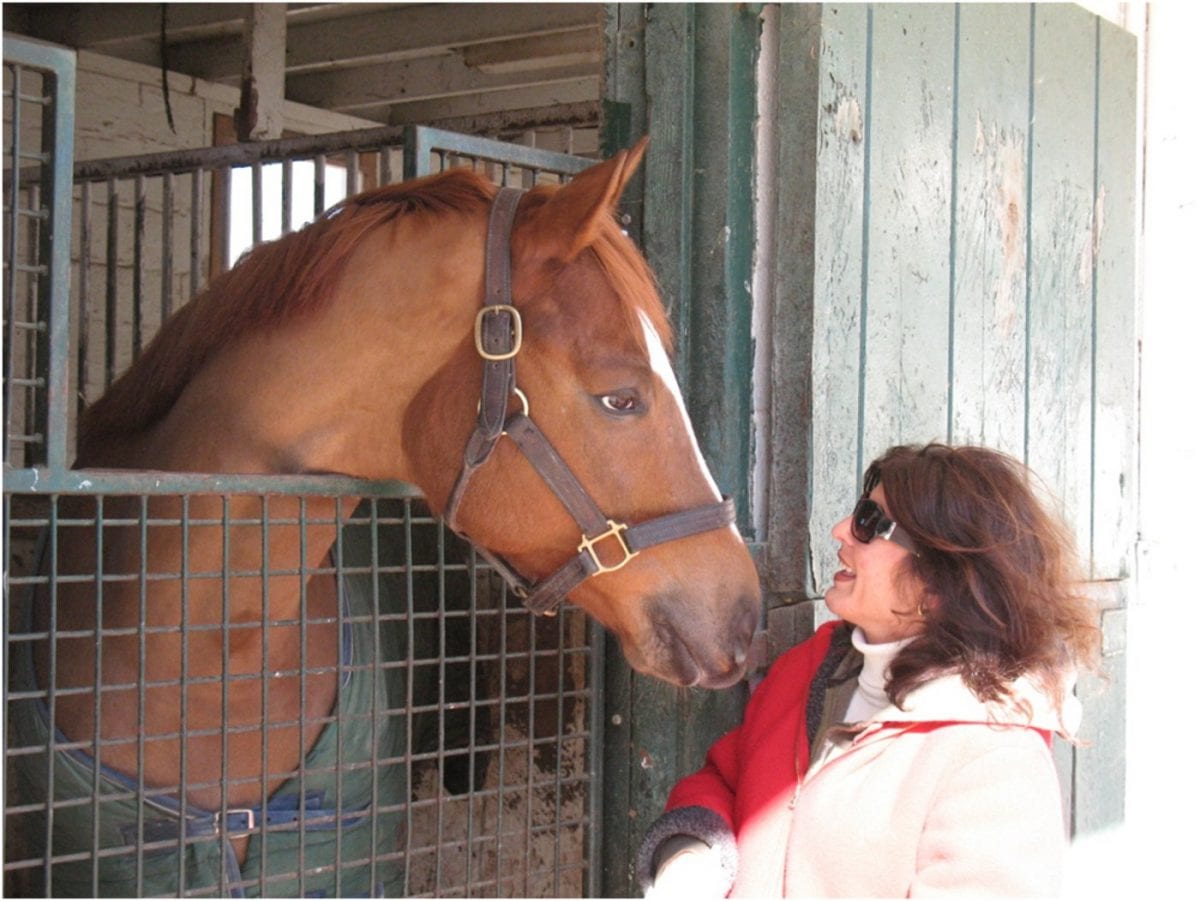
[666,621,841,826]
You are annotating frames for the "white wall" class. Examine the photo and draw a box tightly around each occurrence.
[73,49,378,161]
[1065,2,1198,895]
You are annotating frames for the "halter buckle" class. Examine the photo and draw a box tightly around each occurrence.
[578,520,639,575]
[474,305,523,361]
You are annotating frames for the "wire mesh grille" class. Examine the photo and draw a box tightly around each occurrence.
[5,494,596,897]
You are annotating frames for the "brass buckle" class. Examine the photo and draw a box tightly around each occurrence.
[475,305,523,361]
[578,520,639,575]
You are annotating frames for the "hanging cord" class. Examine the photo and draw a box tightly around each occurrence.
[160,4,177,133]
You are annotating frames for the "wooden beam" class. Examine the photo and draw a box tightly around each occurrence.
[413,100,602,140]
[461,28,601,74]
[168,3,603,82]
[14,2,252,48]
[387,78,600,126]
[288,52,597,113]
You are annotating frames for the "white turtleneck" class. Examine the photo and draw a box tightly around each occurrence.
[806,627,917,778]
[843,626,916,723]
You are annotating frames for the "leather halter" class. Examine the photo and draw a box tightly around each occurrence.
[443,186,738,616]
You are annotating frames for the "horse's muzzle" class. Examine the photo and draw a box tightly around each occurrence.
[645,597,759,689]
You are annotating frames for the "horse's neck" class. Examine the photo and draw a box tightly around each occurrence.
[137,236,479,481]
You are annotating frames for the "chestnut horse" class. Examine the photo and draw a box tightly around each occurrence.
[17,139,760,895]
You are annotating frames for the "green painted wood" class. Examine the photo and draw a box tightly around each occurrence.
[635,6,762,893]
[641,2,696,385]
[949,4,1031,459]
[860,4,956,457]
[807,2,870,602]
[1091,18,1138,582]
[1026,3,1097,555]
[601,4,646,242]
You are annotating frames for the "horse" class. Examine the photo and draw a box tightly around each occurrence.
[10,138,761,896]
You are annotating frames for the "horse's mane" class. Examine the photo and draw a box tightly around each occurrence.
[76,168,496,463]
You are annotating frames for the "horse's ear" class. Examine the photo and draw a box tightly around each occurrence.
[522,136,649,262]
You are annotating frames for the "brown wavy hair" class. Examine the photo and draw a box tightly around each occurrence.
[870,444,1100,714]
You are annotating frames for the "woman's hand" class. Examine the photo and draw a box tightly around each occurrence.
[645,838,727,899]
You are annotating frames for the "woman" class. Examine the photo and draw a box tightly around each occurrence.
[637,443,1100,897]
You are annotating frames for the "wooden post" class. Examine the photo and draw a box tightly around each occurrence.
[235,4,287,141]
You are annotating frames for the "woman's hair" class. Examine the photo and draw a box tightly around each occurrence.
[870,443,1100,713]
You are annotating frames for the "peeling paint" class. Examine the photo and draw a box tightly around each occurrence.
[1093,183,1107,258]
[1078,184,1106,289]
[975,115,1027,332]
[833,95,863,144]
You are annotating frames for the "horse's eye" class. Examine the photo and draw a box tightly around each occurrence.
[598,391,641,415]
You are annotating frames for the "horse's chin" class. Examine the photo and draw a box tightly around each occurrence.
[626,648,749,690]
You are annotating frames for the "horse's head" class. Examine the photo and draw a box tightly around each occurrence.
[407,141,761,688]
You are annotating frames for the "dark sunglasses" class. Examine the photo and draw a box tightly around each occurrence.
[851,496,920,556]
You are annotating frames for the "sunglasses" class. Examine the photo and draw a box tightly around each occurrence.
[851,496,920,556]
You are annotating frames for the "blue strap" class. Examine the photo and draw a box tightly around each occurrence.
[121,790,369,844]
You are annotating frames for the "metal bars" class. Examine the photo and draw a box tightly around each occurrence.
[2,38,75,473]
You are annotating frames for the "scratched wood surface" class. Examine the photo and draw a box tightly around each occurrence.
[799,4,1136,605]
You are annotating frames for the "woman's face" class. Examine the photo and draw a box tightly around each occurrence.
[825,485,925,644]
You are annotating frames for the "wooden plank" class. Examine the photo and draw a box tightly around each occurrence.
[860,4,956,459]
[1090,19,1138,580]
[641,3,695,383]
[949,4,1031,458]
[288,55,598,114]
[1073,605,1127,832]
[685,3,757,525]
[386,79,600,127]
[808,3,870,600]
[1025,3,1096,557]
[763,3,822,596]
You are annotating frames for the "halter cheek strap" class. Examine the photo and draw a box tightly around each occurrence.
[444,186,737,616]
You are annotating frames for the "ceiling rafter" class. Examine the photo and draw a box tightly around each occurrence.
[3,2,606,130]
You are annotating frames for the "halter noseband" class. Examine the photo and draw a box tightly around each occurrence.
[442,186,737,616]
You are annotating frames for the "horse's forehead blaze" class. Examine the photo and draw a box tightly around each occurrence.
[637,311,721,498]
